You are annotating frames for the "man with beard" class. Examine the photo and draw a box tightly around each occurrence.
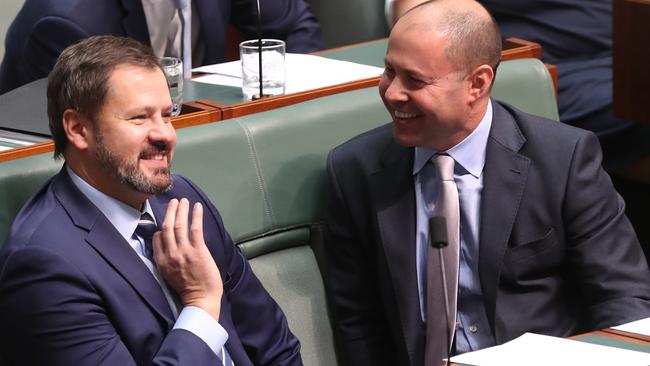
[0,35,302,366]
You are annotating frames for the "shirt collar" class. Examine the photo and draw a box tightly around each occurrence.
[67,166,156,242]
[413,99,493,178]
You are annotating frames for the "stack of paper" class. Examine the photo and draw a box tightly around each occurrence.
[613,317,650,336]
[192,53,384,95]
[449,333,650,366]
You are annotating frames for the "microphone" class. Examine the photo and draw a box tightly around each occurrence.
[252,0,268,100]
[429,216,448,249]
[429,216,452,365]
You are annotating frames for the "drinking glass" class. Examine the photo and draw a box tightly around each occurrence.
[239,39,286,100]
[160,57,183,116]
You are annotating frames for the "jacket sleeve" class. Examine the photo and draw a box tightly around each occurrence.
[563,132,650,328]
[322,150,397,366]
[230,0,324,53]
[18,17,89,88]
[0,246,220,365]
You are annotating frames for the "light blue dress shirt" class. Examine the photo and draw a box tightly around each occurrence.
[67,166,228,358]
[413,100,496,354]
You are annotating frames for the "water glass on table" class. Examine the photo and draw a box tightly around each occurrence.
[239,39,286,100]
[160,57,184,116]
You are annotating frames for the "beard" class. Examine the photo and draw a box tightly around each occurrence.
[93,130,173,195]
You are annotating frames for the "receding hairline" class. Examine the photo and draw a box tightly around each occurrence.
[399,0,492,24]
[392,0,502,73]
[396,0,493,37]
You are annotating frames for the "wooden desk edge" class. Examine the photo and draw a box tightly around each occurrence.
[197,76,381,120]
[316,37,543,61]
[0,108,220,163]
[0,141,54,163]
[602,328,650,344]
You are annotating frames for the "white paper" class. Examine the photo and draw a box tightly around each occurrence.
[613,317,650,337]
[449,332,650,366]
[192,53,384,94]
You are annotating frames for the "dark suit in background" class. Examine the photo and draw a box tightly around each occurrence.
[325,101,650,366]
[0,0,324,94]
[481,0,650,172]
[0,169,301,365]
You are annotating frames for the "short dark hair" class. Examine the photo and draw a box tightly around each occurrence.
[47,35,162,159]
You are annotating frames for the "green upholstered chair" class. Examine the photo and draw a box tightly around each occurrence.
[493,58,559,121]
[171,87,389,366]
[0,58,557,366]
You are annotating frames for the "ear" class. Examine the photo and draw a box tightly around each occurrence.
[62,109,92,151]
[467,64,495,103]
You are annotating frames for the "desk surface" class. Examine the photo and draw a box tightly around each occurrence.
[183,38,388,106]
[447,328,650,365]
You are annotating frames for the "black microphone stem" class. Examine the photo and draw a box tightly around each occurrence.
[438,249,452,365]
[256,0,263,98]
[430,216,452,365]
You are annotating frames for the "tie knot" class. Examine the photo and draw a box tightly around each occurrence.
[432,154,455,181]
[175,0,191,10]
[135,212,158,241]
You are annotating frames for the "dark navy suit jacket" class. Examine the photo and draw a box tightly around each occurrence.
[325,101,650,366]
[0,0,324,94]
[0,168,302,365]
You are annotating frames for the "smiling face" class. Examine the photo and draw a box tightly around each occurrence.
[379,4,494,151]
[79,64,176,208]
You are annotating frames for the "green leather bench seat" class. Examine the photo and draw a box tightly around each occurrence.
[0,58,558,366]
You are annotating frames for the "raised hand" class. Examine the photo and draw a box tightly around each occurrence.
[153,198,223,320]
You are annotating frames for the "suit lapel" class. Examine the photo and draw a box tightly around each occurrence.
[370,142,424,366]
[478,102,530,334]
[53,168,175,328]
[119,0,151,45]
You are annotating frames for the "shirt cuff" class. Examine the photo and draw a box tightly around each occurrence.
[173,306,228,356]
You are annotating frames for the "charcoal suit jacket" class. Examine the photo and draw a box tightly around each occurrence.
[325,100,650,366]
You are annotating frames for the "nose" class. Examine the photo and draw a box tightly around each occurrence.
[148,114,176,146]
[382,75,408,104]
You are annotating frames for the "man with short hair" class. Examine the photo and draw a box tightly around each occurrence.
[325,1,650,365]
[0,35,302,366]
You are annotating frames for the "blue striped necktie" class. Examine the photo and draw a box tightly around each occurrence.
[135,212,235,366]
[135,212,157,260]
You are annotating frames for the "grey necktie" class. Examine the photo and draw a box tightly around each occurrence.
[425,154,460,366]
[175,0,192,79]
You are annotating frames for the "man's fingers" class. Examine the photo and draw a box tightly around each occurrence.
[152,231,163,262]
[190,202,204,247]
[174,198,190,245]
[161,198,180,254]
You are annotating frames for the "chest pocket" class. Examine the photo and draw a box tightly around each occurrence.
[503,227,563,280]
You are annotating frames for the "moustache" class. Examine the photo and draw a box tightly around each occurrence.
[138,141,171,160]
